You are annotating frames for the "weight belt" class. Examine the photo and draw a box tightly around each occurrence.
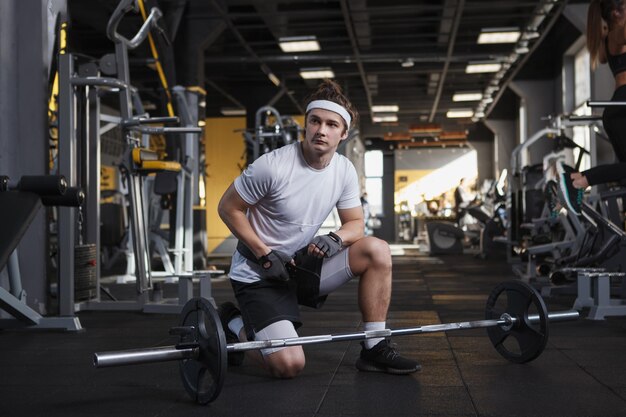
[236,241,328,308]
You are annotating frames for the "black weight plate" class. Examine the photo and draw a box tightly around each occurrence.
[485,281,548,363]
[178,298,227,404]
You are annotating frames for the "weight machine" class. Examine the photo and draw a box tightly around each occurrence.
[242,106,302,165]
[505,114,601,286]
[57,0,210,315]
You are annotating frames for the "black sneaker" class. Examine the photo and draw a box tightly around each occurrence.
[218,302,245,366]
[544,180,560,218]
[355,339,421,375]
[557,162,583,216]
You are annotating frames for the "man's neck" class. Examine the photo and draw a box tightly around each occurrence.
[301,142,334,169]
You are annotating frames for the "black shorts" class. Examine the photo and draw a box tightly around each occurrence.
[230,247,352,340]
[230,278,302,340]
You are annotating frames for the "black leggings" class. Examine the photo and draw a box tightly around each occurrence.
[602,84,626,162]
[582,85,626,185]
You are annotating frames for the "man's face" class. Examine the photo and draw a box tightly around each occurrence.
[304,108,348,153]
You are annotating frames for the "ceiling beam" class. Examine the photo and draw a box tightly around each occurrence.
[428,0,465,122]
[340,0,373,116]
[207,0,303,113]
[204,52,505,64]
[484,0,568,118]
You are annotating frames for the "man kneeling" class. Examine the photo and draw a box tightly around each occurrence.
[217,79,420,377]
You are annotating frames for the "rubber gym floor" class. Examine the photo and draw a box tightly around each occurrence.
[1,246,626,417]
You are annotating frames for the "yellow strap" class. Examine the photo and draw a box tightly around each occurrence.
[59,22,67,54]
[141,160,182,172]
[137,0,174,117]
[132,147,159,164]
[49,22,68,115]
[186,86,207,96]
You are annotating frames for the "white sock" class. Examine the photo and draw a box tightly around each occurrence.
[363,321,386,349]
[228,317,244,339]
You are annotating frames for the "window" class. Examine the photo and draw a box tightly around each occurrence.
[364,150,383,215]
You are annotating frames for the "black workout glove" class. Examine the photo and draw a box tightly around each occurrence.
[258,250,293,281]
[309,232,343,258]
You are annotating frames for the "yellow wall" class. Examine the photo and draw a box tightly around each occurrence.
[204,117,246,253]
[203,114,304,253]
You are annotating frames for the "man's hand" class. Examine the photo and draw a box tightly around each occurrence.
[258,250,293,281]
[309,232,343,258]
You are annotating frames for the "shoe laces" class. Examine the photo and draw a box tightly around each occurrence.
[378,341,400,360]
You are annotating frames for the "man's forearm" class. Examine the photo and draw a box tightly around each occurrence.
[219,209,270,258]
[335,219,365,247]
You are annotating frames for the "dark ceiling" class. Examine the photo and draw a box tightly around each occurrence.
[66,0,586,142]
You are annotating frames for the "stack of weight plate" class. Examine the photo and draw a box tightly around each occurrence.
[75,244,97,301]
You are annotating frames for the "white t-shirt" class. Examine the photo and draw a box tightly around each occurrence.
[229,142,361,283]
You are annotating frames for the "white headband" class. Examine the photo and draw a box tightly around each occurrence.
[306,100,352,128]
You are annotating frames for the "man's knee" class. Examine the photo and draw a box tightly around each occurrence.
[266,348,306,378]
[350,236,392,271]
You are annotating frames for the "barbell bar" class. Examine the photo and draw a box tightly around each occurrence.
[93,281,580,404]
[94,310,577,368]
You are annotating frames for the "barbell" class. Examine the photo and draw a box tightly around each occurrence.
[93,281,579,405]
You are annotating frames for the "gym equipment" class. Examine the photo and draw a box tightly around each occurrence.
[425,221,464,255]
[0,175,84,331]
[506,114,601,285]
[242,106,302,165]
[58,0,209,315]
[94,281,579,404]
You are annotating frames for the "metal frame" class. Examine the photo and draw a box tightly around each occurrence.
[57,1,208,315]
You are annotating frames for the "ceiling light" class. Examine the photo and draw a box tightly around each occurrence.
[372,105,399,112]
[278,36,320,53]
[477,27,521,44]
[504,53,518,64]
[220,108,246,116]
[373,115,398,123]
[401,59,414,68]
[267,72,281,86]
[485,85,499,94]
[446,109,474,118]
[465,62,502,73]
[453,92,483,102]
[515,45,530,54]
[522,30,540,41]
[299,67,335,79]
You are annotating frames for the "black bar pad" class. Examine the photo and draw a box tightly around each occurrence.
[18,175,67,196]
[41,187,85,207]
